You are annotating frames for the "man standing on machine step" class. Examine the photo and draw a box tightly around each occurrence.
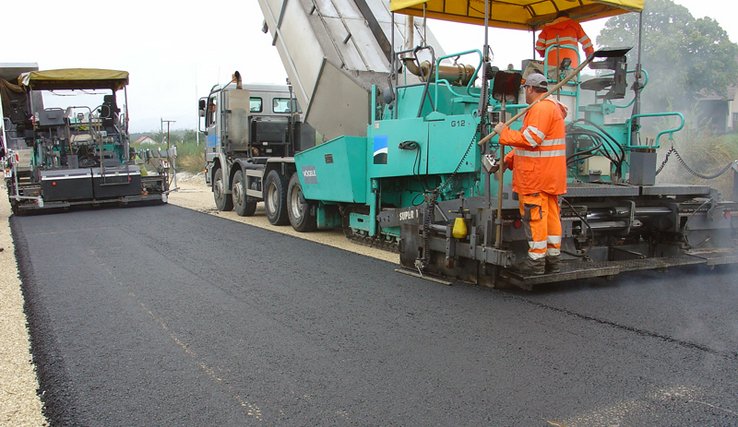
[536,10,594,70]
[494,73,567,275]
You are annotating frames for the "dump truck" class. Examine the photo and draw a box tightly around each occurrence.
[202,2,436,227]
[245,0,738,289]
[1,66,170,213]
[199,76,317,221]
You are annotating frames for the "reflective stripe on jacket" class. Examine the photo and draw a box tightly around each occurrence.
[535,17,594,67]
[499,98,567,195]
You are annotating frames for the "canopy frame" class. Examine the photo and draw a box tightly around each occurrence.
[389,0,644,31]
[20,68,129,91]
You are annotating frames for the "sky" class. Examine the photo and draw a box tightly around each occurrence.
[2,0,735,133]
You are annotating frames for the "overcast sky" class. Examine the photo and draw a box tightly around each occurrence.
[3,0,733,133]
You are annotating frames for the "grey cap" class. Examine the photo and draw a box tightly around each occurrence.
[523,73,548,90]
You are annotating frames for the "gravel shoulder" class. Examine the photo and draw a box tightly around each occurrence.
[0,184,47,426]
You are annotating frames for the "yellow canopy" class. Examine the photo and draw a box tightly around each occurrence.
[390,0,644,30]
[19,68,129,91]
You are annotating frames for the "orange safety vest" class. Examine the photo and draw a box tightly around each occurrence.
[535,17,594,67]
[499,98,567,195]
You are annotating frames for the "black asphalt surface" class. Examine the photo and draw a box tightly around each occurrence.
[12,204,738,426]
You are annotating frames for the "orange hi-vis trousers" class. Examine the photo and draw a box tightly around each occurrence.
[519,192,562,260]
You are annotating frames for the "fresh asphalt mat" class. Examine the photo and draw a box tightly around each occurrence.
[12,204,738,425]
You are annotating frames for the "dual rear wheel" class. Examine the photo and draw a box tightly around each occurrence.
[215,167,316,232]
[287,173,316,232]
[263,171,316,231]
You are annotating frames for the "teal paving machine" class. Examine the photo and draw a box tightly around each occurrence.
[259,0,738,289]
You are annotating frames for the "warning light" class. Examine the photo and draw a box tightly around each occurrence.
[51,181,57,187]
[513,219,522,229]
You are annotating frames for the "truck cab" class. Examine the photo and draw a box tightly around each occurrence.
[198,78,315,219]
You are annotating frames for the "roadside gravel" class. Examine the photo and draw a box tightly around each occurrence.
[0,184,47,426]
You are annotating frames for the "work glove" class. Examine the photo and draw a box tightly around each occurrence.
[494,122,506,135]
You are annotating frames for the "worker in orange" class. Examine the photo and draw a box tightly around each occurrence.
[494,73,567,275]
[535,11,594,70]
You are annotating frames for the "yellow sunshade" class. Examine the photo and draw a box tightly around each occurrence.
[390,0,644,30]
[20,68,129,91]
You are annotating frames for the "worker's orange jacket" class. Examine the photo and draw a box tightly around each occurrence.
[499,98,568,195]
[535,17,594,67]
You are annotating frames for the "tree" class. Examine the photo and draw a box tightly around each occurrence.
[597,0,738,114]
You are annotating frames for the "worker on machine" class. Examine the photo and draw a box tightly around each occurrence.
[494,73,567,275]
[535,10,594,71]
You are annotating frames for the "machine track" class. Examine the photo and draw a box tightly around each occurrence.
[341,206,400,253]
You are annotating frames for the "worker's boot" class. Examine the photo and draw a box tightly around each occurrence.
[511,256,545,276]
[545,255,561,274]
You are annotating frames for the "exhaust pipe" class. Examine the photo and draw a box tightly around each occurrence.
[402,57,476,87]
[232,71,242,90]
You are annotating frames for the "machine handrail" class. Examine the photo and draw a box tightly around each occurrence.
[542,44,580,117]
[542,44,581,84]
[433,49,483,110]
[627,112,685,149]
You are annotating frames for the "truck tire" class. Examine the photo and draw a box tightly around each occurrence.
[213,167,233,211]
[287,173,317,232]
[232,170,257,216]
[264,169,289,225]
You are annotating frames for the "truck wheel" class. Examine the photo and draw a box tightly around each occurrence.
[264,170,289,225]
[287,173,316,232]
[213,167,233,211]
[232,170,256,216]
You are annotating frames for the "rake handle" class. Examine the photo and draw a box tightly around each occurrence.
[477,52,597,147]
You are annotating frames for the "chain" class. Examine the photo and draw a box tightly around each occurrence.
[655,147,674,176]
[416,191,438,274]
[672,148,736,180]
[656,146,736,180]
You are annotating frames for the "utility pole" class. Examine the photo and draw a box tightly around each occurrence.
[195,82,200,146]
[161,118,177,190]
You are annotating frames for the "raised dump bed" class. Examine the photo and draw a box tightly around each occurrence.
[257,0,441,140]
